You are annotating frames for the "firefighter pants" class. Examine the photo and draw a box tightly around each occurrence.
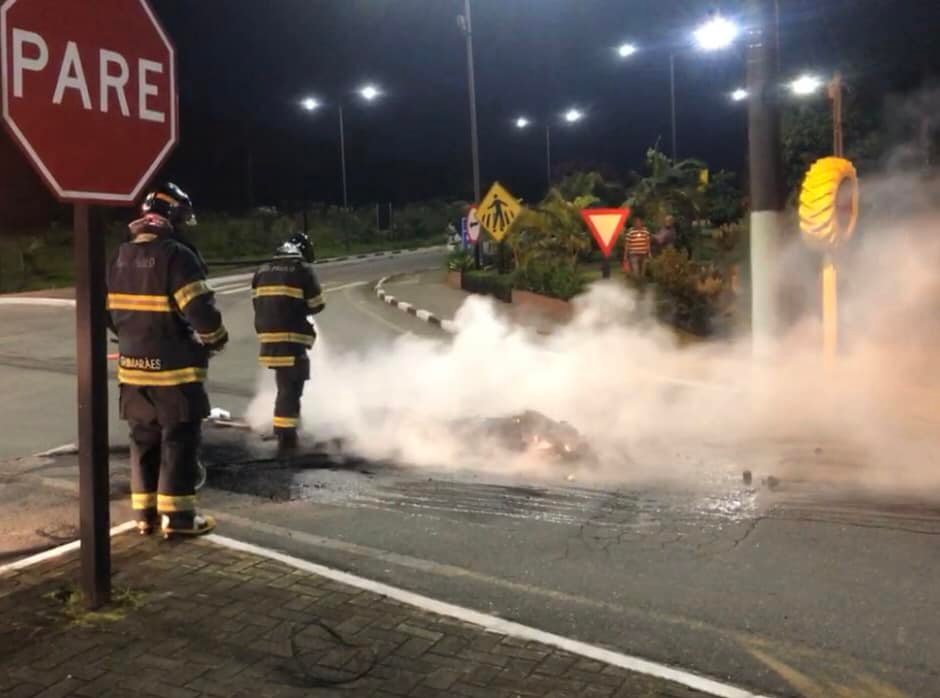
[120,383,209,522]
[273,357,309,439]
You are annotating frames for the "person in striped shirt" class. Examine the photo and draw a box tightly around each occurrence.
[624,216,652,278]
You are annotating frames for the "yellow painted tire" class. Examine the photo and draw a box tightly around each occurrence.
[799,157,859,249]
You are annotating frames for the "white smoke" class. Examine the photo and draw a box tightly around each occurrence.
[246,174,940,497]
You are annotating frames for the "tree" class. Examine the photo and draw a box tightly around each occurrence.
[624,147,707,227]
[701,170,744,226]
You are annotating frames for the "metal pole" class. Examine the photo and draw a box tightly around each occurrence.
[463,0,481,204]
[338,104,348,209]
[746,0,785,354]
[829,71,844,157]
[669,52,677,161]
[545,125,552,188]
[822,71,844,365]
[822,254,838,367]
[74,203,111,610]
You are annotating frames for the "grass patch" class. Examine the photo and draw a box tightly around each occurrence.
[43,584,147,626]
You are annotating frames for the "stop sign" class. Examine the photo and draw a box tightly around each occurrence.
[1,0,176,204]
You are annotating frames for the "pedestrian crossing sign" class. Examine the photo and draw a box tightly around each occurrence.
[479,182,521,241]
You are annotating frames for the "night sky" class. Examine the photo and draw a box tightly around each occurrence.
[12,1,940,215]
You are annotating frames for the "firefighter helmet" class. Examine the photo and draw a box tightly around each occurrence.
[275,232,315,262]
[141,183,197,227]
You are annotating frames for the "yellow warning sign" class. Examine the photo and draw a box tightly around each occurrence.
[478,182,521,242]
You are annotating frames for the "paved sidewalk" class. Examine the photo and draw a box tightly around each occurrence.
[0,533,710,698]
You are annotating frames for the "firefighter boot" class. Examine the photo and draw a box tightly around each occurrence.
[136,508,159,536]
[276,429,299,460]
[161,512,216,540]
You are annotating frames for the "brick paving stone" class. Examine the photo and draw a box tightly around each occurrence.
[4,684,45,698]
[0,534,713,698]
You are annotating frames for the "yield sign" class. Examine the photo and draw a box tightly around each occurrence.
[466,205,481,243]
[580,208,630,258]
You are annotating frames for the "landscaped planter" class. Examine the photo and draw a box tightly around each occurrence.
[510,289,574,322]
[446,270,462,289]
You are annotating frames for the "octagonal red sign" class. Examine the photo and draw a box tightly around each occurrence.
[1,0,177,204]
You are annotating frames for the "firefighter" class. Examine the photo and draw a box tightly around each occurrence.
[251,233,325,456]
[107,183,228,539]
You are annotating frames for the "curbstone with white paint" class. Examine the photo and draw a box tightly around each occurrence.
[374,275,458,335]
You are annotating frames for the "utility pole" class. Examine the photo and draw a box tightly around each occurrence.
[829,71,844,158]
[746,0,785,354]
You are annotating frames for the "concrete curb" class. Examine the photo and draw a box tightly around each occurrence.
[374,275,459,334]
[315,243,445,266]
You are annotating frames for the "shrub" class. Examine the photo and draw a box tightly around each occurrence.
[648,246,733,335]
[446,249,475,272]
[461,270,513,303]
[513,259,584,301]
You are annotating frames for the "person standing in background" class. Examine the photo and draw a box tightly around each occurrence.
[625,216,652,278]
[654,214,677,255]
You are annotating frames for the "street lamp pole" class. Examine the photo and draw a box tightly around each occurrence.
[746,0,785,353]
[462,0,481,204]
[338,104,348,209]
[669,52,677,160]
[545,125,552,188]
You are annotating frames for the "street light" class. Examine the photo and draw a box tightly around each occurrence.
[563,108,584,124]
[731,88,749,102]
[790,74,824,97]
[693,14,740,51]
[512,108,586,187]
[618,15,738,161]
[617,42,638,58]
[299,83,384,210]
[358,84,381,101]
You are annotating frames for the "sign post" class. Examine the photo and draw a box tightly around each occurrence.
[580,208,631,279]
[798,157,858,367]
[467,205,481,267]
[479,182,522,274]
[2,0,178,608]
[74,203,111,608]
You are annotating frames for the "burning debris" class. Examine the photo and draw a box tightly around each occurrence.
[457,410,596,464]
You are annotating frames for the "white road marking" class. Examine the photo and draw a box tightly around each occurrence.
[416,309,432,321]
[0,521,137,575]
[207,532,771,698]
[216,279,368,297]
[0,297,75,308]
[33,443,79,457]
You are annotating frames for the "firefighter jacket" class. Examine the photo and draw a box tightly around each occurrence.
[252,256,325,368]
[107,215,228,387]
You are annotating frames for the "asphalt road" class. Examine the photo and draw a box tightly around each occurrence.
[2,247,939,698]
[0,248,444,459]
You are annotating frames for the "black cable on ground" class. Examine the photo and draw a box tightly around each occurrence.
[287,618,379,688]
